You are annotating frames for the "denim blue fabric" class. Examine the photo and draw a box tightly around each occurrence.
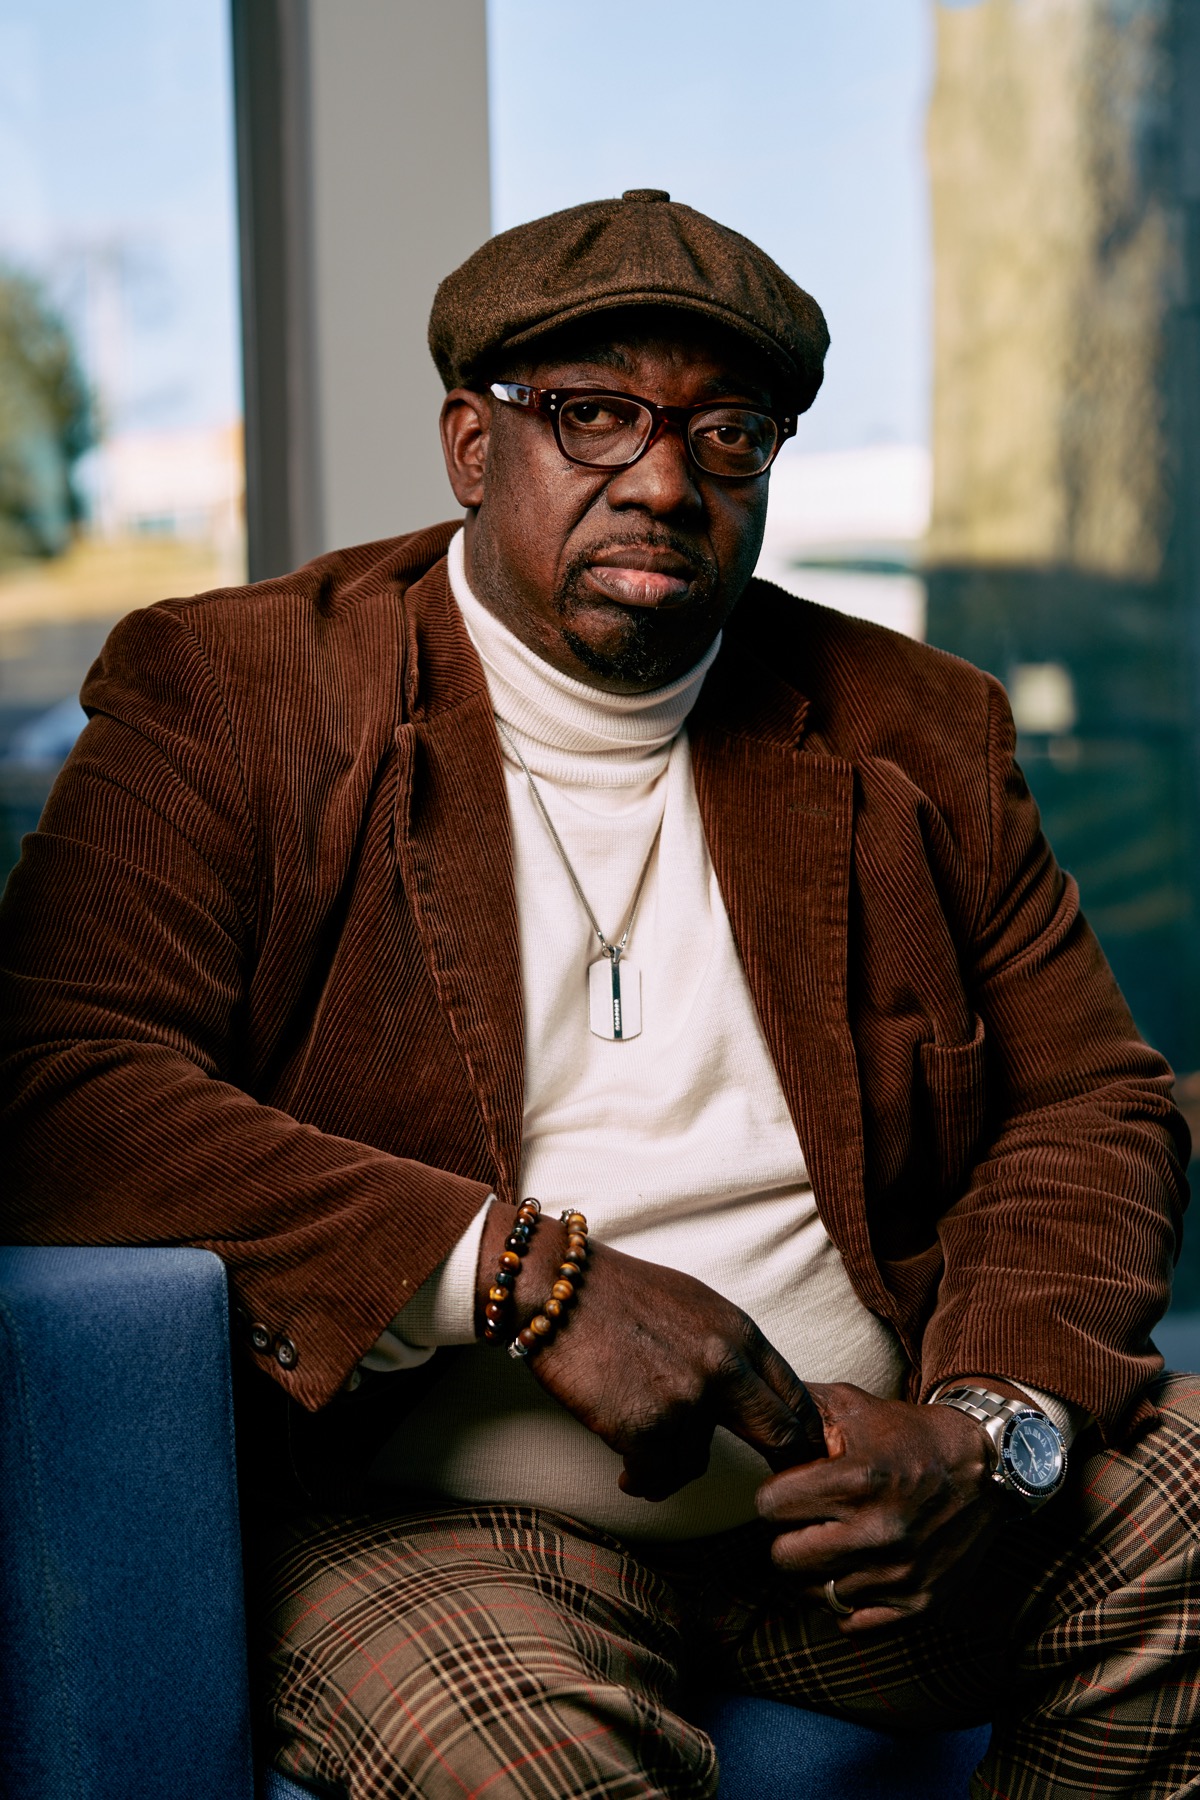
[2,1246,987,1800]
[0,1246,255,1800]
[265,1772,320,1800]
[699,1694,991,1798]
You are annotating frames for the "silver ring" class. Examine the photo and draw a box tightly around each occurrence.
[824,1577,855,1618]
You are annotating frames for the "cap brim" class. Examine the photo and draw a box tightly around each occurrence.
[484,290,817,412]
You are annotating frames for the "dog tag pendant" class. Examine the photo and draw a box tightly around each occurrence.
[588,957,642,1041]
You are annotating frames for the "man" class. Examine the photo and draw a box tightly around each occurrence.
[1,191,1195,1798]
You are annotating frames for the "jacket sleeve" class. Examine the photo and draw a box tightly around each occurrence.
[919,678,1190,1433]
[0,605,490,1411]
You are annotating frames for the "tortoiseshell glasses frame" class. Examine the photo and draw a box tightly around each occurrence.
[489,382,796,480]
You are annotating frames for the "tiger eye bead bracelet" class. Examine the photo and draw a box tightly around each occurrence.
[509,1208,589,1359]
[481,1197,541,1343]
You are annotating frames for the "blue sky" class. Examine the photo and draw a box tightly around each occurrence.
[0,0,240,433]
[0,0,933,453]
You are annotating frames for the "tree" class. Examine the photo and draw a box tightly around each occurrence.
[0,269,96,564]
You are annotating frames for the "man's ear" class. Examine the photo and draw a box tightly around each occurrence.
[440,387,493,509]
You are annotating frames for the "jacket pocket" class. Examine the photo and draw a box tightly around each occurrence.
[918,1013,988,1193]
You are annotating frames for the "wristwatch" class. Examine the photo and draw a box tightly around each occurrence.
[933,1386,1067,1508]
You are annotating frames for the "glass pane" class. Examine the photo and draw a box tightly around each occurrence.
[0,0,243,882]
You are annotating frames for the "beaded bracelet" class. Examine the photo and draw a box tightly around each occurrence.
[482,1197,541,1344]
[508,1208,589,1359]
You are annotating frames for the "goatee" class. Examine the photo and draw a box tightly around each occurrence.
[557,541,720,689]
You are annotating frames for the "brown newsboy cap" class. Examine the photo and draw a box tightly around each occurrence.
[428,189,829,413]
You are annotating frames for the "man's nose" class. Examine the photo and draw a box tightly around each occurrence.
[603,424,702,517]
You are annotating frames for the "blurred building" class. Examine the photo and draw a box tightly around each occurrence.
[758,444,930,640]
[923,0,1200,1072]
[91,423,243,553]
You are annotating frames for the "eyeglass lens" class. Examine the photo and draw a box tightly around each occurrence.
[556,395,779,477]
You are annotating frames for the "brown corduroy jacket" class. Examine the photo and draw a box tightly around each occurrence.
[0,521,1188,1439]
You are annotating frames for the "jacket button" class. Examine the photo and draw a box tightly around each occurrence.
[275,1336,299,1370]
[250,1323,271,1353]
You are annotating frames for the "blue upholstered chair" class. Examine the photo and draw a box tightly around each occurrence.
[0,1247,990,1799]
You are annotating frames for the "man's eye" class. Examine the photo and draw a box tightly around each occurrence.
[694,412,769,451]
[565,400,620,428]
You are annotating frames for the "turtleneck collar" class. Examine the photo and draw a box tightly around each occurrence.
[447,528,719,788]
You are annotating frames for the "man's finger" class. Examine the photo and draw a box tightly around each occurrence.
[750,1341,828,1461]
[805,1568,934,1635]
[768,1515,905,1576]
[757,1454,881,1520]
[800,1558,920,1604]
[830,1602,915,1635]
[721,1370,827,1472]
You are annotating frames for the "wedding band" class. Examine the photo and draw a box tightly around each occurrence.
[824,1577,855,1618]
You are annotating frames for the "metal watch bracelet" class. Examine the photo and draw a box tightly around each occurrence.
[933,1385,1068,1508]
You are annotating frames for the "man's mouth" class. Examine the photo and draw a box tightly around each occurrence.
[582,546,699,609]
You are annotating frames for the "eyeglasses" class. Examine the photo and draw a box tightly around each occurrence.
[489,382,795,480]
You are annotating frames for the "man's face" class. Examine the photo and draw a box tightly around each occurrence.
[440,313,777,693]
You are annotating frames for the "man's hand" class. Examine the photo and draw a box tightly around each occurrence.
[756,1383,1010,1633]
[476,1204,825,1499]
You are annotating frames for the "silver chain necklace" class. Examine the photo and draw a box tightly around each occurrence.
[496,717,662,1041]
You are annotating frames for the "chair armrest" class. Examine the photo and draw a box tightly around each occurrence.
[0,1246,256,1800]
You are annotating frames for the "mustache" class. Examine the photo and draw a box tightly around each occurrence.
[561,532,717,593]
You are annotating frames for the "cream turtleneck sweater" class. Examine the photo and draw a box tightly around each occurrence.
[370,531,907,1537]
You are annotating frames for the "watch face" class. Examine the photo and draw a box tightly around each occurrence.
[1002,1415,1065,1496]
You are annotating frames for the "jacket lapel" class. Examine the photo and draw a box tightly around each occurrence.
[392,563,525,1203]
[690,641,893,1318]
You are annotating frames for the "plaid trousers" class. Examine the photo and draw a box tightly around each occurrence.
[254,1372,1200,1799]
